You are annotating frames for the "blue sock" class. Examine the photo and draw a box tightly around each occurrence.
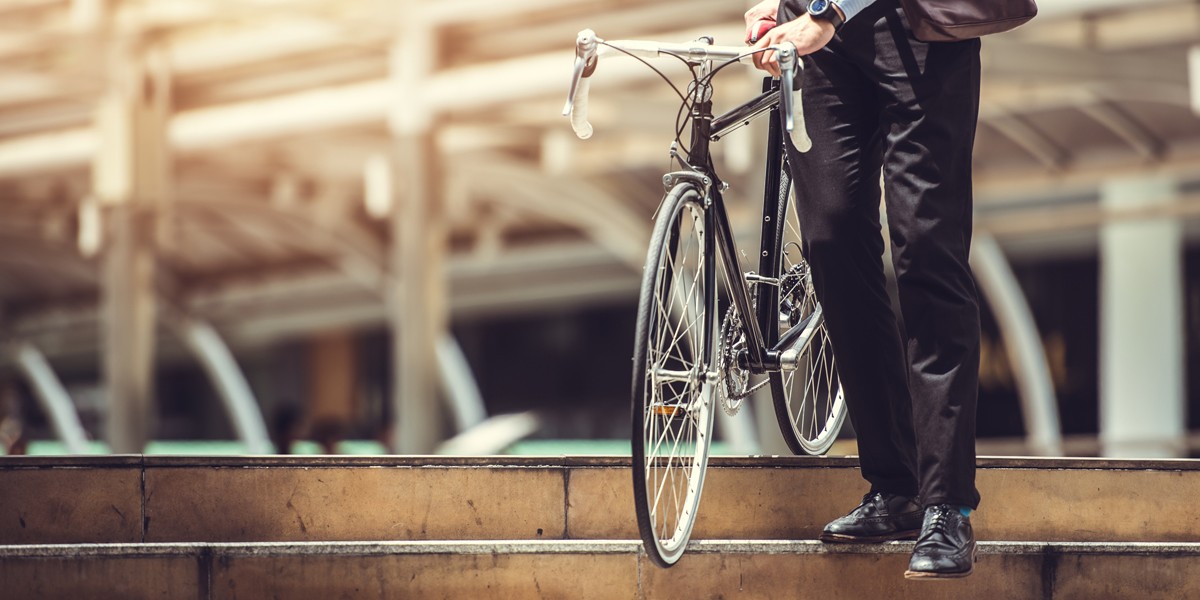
[958,506,972,518]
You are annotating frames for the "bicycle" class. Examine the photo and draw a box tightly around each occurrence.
[563,30,849,567]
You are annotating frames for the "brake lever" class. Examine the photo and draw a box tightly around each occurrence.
[776,43,812,152]
[777,43,797,133]
[562,30,599,117]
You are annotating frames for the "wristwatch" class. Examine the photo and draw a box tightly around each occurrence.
[807,0,846,30]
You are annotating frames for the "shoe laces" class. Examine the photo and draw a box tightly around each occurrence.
[925,504,955,534]
[860,491,885,505]
[856,491,891,511]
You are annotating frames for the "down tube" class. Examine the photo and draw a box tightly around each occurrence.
[704,193,717,377]
[710,186,767,370]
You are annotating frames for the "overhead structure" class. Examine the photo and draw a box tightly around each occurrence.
[1,0,1199,454]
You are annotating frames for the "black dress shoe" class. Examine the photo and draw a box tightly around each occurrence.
[819,492,924,543]
[904,504,976,579]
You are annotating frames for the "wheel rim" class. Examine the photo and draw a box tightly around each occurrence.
[641,200,713,562]
[776,186,846,455]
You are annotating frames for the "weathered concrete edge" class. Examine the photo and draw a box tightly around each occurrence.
[5,540,1200,559]
[5,454,1200,471]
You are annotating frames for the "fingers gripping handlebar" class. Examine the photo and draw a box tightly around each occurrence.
[562,29,810,151]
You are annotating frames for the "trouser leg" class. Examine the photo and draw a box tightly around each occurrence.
[784,48,918,498]
[872,9,984,509]
[781,0,982,507]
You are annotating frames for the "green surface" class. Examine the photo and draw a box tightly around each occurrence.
[24,440,389,456]
[19,438,735,456]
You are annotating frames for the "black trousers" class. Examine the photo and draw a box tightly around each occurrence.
[779,0,982,508]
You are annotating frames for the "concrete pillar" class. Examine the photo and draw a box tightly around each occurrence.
[94,42,171,453]
[1100,176,1185,458]
[386,3,446,453]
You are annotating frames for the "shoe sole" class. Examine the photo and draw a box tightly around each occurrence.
[903,566,973,580]
[819,530,920,544]
[902,550,977,580]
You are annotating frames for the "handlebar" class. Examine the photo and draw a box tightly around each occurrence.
[562,29,809,150]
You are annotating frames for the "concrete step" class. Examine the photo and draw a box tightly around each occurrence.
[3,539,1199,599]
[3,455,1199,545]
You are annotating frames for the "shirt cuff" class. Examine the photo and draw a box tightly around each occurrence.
[832,0,876,23]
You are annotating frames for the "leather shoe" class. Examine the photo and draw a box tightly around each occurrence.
[819,492,923,543]
[904,504,976,579]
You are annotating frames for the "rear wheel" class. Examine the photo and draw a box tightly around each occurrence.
[768,167,847,455]
[631,182,717,568]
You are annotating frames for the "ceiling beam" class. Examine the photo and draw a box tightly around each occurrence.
[0,23,723,177]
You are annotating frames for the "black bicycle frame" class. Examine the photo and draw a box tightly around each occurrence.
[683,78,793,375]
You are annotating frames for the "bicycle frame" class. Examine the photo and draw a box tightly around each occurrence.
[679,77,810,375]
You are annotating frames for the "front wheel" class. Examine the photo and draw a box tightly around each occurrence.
[768,166,848,456]
[631,182,717,568]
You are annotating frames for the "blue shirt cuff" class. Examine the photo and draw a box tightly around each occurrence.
[833,0,876,23]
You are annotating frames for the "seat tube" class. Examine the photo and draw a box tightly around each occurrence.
[756,79,785,345]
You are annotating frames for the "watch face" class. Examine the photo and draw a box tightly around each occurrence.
[810,0,829,14]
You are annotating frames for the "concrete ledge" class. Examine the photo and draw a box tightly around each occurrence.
[3,541,1200,600]
[6,539,1200,558]
[6,455,1200,544]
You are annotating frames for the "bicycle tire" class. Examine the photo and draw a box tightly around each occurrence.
[631,182,717,568]
[767,165,848,456]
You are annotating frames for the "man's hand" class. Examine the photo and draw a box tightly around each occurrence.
[752,15,835,77]
[744,0,779,43]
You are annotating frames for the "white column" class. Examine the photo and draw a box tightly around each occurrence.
[1100,176,1185,458]
[387,2,446,453]
[95,41,169,454]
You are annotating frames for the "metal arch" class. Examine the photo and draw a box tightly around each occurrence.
[162,308,274,454]
[459,155,651,270]
[10,342,90,454]
[0,228,99,285]
[0,253,97,286]
[435,411,541,455]
[984,112,1070,172]
[169,196,389,293]
[1078,101,1165,161]
[436,334,487,433]
[970,233,1063,456]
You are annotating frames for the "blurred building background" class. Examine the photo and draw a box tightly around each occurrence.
[0,0,1197,458]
